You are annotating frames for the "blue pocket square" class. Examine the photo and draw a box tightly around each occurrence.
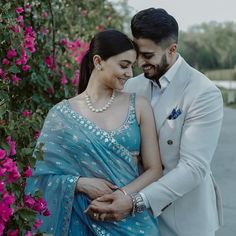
[168,108,182,120]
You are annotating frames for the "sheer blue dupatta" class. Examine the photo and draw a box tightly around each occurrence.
[26,100,159,236]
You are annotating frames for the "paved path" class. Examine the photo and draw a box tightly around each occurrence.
[212,107,236,236]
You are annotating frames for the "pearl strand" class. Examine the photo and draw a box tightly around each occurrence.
[84,91,116,113]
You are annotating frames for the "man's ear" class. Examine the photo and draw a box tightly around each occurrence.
[168,43,177,55]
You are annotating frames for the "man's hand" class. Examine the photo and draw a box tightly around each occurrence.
[76,177,117,200]
[85,190,133,221]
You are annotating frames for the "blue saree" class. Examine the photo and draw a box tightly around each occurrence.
[26,95,159,236]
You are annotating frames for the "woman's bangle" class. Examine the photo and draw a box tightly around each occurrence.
[117,188,128,195]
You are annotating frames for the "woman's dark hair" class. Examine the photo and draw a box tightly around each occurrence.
[78,29,137,94]
[131,8,178,48]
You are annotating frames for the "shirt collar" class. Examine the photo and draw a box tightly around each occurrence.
[163,53,182,83]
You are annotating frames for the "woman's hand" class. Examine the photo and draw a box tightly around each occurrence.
[85,189,133,221]
[76,177,117,200]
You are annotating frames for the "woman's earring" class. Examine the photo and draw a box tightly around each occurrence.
[96,65,102,71]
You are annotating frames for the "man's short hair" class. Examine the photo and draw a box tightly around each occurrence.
[131,8,179,47]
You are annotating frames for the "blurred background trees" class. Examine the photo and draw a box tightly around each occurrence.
[179,21,236,73]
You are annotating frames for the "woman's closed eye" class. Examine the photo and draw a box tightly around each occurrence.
[120,64,129,69]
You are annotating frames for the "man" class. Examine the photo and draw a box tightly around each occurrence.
[87,8,223,236]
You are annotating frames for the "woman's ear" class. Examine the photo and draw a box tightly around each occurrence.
[93,55,103,71]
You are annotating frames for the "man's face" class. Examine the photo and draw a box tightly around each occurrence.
[134,38,170,80]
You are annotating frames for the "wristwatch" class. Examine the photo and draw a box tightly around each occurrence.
[130,192,146,215]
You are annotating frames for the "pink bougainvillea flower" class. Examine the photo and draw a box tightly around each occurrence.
[15,58,22,65]
[72,78,79,86]
[2,192,15,205]
[60,71,68,85]
[0,149,6,159]
[8,171,21,182]
[34,197,47,213]
[16,7,24,14]
[12,74,21,85]
[47,87,54,94]
[2,58,10,65]
[0,167,7,176]
[7,229,19,236]
[0,202,14,222]
[17,15,24,23]
[25,3,30,9]
[20,49,28,65]
[75,39,81,47]
[7,49,17,59]
[59,38,68,46]
[43,208,51,216]
[24,27,36,53]
[1,157,15,171]
[23,195,36,209]
[26,45,36,54]
[0,222,5,235]
[44,55,54,70]
[21,110,31,117]
[24,166,32,177]
[24,26,33,35]
[24,231,33,236]
[6,136,16,156]
[34,130,41,140]
[0,181,5,192]
[42,11,49,19]
[0,68,3,77]
[10,25,21,33]
[6,165,21,183]
[72,69,80,86]
[33,219,43,229]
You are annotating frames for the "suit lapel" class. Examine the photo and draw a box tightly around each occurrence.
[153,60,191,132]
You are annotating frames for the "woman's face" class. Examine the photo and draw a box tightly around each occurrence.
[100,49,137,90]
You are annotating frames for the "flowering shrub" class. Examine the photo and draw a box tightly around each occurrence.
[0,0,127,234]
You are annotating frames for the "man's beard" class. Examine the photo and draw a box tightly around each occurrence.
[143,54,169,81]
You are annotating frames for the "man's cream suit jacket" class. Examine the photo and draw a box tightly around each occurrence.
[124,58,223,235]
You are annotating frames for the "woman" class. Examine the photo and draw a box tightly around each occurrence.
[26,30,162,235]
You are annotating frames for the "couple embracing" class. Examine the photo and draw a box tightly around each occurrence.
[26,8,223,236]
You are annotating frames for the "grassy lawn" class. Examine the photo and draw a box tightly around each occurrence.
[206,68,236,81]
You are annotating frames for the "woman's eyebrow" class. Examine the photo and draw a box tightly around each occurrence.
[119,60,132,64]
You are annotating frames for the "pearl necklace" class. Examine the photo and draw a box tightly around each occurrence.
[84,91,116,113]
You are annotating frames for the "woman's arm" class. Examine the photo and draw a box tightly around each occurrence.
[122,96,162,194]
[76,177,117,200]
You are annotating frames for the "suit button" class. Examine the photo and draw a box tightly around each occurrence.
[167,140,173,145]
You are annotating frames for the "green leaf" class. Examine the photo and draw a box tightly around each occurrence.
[34,143,44,161]
[8,65,21,74]
[21,147,33,156]
[17,207,37,222]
